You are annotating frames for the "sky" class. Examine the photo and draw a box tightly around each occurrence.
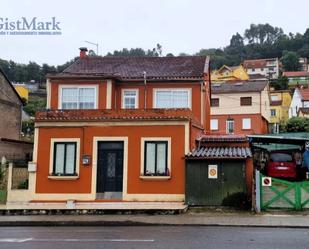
[0,0,308,66]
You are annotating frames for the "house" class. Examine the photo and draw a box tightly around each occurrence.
[282,71,309,87]
[211,65,249,83]
[23,48,211,207]
[299,57,308,72]
[13,83,29,102]
[298,108,309,117]
[289,88,309,118]
[243,58,280,79]
[0,68,33,161]
[210,81,270,135]
[269,89,292,133]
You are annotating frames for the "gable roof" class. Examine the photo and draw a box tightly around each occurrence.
[283,71,309,77]
[0,67,23,105]
[49,56,209,81]
[211,81,268,94]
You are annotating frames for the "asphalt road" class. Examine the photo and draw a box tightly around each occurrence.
[0,226,308,249]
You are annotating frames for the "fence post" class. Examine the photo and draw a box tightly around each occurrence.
[295,183,302,210]
[255,170,261,213]
[7,163,13,191]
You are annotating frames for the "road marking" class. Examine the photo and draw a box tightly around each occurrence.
[0,238,154,243]
[0,238,33,243]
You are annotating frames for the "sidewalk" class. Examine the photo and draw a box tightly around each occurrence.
[1,209,309,228]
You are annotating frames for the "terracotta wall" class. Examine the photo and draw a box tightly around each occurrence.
[210,114,268,135]
[36,124,187,195]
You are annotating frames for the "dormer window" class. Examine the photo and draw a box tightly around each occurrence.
[122,89,138,109]
[60,85,97,109]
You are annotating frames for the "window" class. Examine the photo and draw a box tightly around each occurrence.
[211,98,219,107]
[144,141,168,176]
[240,97,252,106]
[242,118,251,130]
[210,119,218,130]
[155,89,191,108]
[53,142,77,176]
[271,95,279,101]
[261,68,264,71]
[122,90,138,109]
[252,68,255,72]
[271,109,276,117]
[226,119,234,134]
[61,86,96,109]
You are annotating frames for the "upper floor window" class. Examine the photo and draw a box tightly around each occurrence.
[154,89,191,109]
[271,109,276,117]
[60,86,97,109]
[271,95,279,101]
[242,118,251,130]
[211,98,219,107]
[210,119,218,130]
[122,89,138,109]
[240,97,252,106]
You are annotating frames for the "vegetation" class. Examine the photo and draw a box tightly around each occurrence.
[280,117,309,132]
[1,23,309,83]
[23,96,46,116]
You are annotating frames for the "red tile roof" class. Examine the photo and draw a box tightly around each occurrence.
[48,56,209,81]
[299,88,309,101]
[282,71,309,77]
[186,146,252,159]
[35,108,201,126]
[197,134,247,142]
[243,59,267,68]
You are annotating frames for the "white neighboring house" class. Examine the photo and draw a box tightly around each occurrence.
[289,88,309,118]
[243,58,280,79]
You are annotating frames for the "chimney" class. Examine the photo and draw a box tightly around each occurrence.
[79,47,88,58]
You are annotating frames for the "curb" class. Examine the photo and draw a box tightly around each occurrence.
[1,220,309,228]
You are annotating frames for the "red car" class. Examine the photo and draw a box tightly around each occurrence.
[266,152,297,179]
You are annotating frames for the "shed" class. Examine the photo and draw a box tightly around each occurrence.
[185,135,253,206]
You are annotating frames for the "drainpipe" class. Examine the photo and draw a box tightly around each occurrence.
[143,71,147,109]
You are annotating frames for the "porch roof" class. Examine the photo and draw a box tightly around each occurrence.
[35,108,201,126]
[186,146,252,159]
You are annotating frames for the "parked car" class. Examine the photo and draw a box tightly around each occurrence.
[266,152,297,179]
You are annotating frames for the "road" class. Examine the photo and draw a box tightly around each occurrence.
[0,226,308,249]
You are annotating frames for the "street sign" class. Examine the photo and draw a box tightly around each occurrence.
[262,177,272,186]
[208,165,218,179]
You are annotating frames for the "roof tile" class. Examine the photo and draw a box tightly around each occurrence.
[186,146,252,159]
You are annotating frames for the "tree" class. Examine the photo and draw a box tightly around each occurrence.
[281,117,309,132]
[244,23,283,45]
[270,76,289,90]
[282,51,301,71]
[23,96,46,116]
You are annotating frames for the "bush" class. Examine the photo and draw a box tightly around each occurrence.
[282,117,309,132]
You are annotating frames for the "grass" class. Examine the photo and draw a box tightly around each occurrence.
[0,190,6,204]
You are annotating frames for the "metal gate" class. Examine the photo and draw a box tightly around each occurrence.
[260,173,309,210]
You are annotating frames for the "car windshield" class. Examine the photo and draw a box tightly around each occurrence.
[270,153,292,162]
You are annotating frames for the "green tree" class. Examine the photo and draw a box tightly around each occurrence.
[282,51,301,71]
[23,96,46,117]
[282,117,309,132]
[270,76,289,90]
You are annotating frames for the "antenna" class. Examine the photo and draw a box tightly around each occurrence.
[85,41,99,55]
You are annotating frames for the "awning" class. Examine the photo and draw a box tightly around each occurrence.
[186,146,252,159]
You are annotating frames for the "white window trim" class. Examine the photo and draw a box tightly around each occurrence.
[226,120,234,134]
[48,138,80,179]
[153,88,192,109]
[140,137,171,179]
[210,119,219,131]
[58,85,99,109]
[242,118,251,130]
[121,89,139,109]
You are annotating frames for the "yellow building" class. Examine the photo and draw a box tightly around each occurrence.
[211,65,249,83]
[13,85,29,102]
[269,89,292,133]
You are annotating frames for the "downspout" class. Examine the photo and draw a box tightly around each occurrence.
[143,71,147,109]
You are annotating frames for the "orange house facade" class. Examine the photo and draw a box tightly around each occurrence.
[27,49,211,205]
[210,81,270,135]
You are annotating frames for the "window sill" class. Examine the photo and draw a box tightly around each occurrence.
[139,176,171,180]
[48,175,79,180]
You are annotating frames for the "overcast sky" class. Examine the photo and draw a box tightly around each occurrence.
[1,0,308,66]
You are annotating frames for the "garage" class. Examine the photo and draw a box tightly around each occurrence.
[249,132,309,211]
[185,135,253,207]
